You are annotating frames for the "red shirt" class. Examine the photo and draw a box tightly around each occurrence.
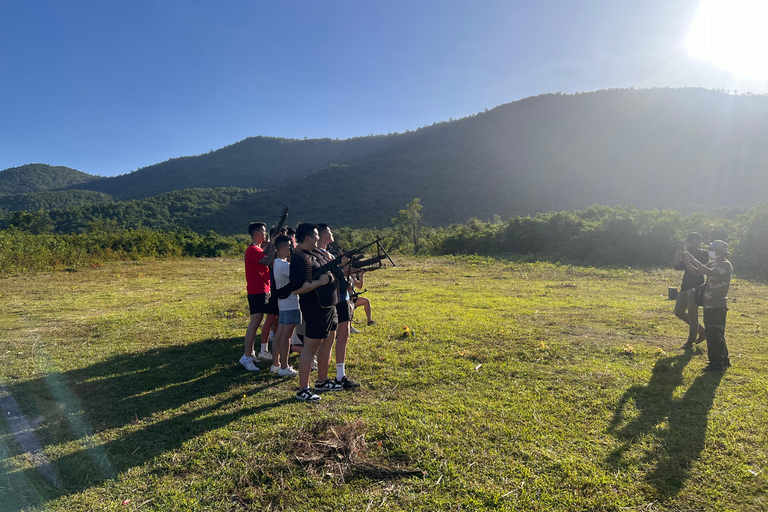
[245,244,270,294]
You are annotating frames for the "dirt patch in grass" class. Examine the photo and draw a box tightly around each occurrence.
[292,419,426,482]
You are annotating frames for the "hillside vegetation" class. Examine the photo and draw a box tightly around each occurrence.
[0,164,100,196]
[3,202,768,280]
[2,88,768,230]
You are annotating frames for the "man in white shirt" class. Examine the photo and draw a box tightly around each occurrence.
[271,235,300,377]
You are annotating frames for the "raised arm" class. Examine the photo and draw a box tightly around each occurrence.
[258,239,277,267]
[682,252,716,276]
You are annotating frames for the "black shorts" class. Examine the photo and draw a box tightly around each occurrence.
[336,300,353,323]
[266,291,279,315]
[301,303,338,340]
[247,293,269,315]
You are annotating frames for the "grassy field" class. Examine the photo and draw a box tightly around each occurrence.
[1,256,767,511]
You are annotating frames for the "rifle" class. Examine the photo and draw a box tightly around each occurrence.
[271,206,289,236]
[311,247,366,281]
[354,265,383,274]
[351,255,387,269]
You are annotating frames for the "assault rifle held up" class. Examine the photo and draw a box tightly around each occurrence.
[270,206,289,237]
[312,237,395,281]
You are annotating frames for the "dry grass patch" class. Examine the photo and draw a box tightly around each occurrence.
[292,419,426,483]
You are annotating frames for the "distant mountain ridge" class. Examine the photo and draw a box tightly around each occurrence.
[0,164,101,196]
[2,87,768,232]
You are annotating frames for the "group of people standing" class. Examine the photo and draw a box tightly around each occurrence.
[240,221,374,402]
[674,232,733,372]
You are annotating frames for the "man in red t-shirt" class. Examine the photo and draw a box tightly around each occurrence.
[240,222,276,371]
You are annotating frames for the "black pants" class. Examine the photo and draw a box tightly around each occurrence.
[703,307,729,368]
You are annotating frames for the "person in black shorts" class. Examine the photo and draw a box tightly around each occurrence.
[289,223,344,401]
[316,223,360,390]
[241,222,275,371]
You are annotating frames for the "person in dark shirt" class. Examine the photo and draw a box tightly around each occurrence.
[316,223,361,390]
[674,232,709,349]
[289,223,344,401]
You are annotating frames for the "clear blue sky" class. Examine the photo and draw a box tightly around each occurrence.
[2,0,766,177]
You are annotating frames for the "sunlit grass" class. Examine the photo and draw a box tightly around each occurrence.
[0,257,767,510]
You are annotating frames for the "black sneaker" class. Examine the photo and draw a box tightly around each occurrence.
[314,379,343,391]
[702,364,726,372]
[296,387,321,402]
[335,376,361,389]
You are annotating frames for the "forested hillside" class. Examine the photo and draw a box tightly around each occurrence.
[0,164,101,196]
[0,190,115,214]
[3,87,768,231]
[66,135,411,200]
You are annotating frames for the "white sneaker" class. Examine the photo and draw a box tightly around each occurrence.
[239,355,259,372]
[350,326,360,334]
[278,366,299,377]
[269,365,280,373]
[257,351,273,361]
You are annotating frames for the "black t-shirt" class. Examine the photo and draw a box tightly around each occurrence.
[675,247,709,291]
[289,248,338,309]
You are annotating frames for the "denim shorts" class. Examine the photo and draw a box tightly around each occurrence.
[279,309,302,325]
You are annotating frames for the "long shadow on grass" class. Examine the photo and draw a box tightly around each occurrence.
[0,338,291,511]
[606,351,724,498]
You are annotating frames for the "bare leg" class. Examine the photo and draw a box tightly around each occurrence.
[260,313,278,349]
[273,322,286,367]
[299,337,322,389]
[275,323,296,369]
[244,313,264,357]
[355,297,372,323]
[336,321,350,365]
[315,331,337,382]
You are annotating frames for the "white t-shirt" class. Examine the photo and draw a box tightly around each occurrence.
[273,258,300,311]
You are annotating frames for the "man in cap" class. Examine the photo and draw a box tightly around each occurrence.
[674,232,708,349]
[682,240,733,372]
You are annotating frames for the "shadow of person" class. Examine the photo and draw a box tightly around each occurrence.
[606,351,725,498]
[0,338,293,511]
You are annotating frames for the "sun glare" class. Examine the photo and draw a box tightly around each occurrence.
[686,0,768,78]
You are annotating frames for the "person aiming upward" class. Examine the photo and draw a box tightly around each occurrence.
[682,240,733,372]
[674,232,708,349]
[316,224,360,390]
[289,223,345,401]
[240,222,276,372]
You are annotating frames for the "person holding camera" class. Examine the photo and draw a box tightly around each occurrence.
[674,232,708,350]
[682,240,733,372]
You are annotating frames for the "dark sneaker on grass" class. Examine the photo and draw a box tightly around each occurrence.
[314,379,343,391]
[296,387,321,402]
[335,376,361,389]
[702,363,726,372]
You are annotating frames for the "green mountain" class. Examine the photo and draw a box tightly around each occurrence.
[3,87,768,232]
[0,164,101,196]
[67,135,410,200]
[0,190,115,214]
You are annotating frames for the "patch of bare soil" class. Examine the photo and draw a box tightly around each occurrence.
[292,419,426,482]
